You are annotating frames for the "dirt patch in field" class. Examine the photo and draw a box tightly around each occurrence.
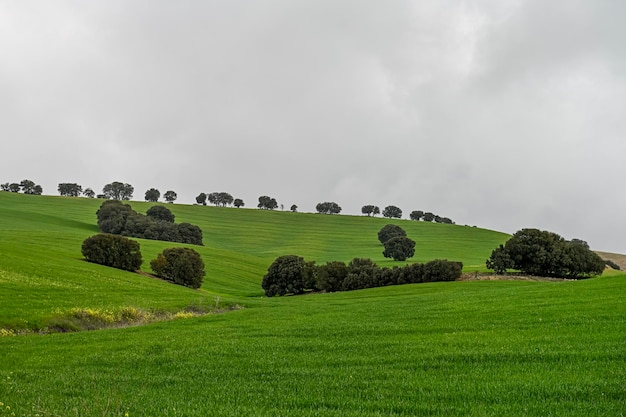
[458,273,571,282]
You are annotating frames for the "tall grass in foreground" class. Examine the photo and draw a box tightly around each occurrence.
[1,276,624,416]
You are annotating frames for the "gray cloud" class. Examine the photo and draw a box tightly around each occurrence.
[1,0,625,252]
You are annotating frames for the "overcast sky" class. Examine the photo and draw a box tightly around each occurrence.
[2,1,625,252]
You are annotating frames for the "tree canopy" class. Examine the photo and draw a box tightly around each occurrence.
[164,190,177,203]
[382,205,402,219]
[257,195,278,210]
[316,201,342,214]
[145,188,160,202]
[382,236,416,261]
[486,228,605,278]
[102,182,134,200]
[58,183,83,197]
[377,224,407,245]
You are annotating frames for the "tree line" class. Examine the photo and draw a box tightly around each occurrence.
[262,255,463,296]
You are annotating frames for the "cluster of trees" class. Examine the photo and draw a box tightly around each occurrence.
[262,255,463,296]
[360,205,454,223]
[97,200,203,245]
[486,228,605,279]
[195,192,244,208]
[410,211,453,224]
[81,234,205,289]
[58,183,96,198]
[315,201,342,214]
[377,224,416,261]
[1,179,43,195]
[145,188,177,203]
[257,195,278,210]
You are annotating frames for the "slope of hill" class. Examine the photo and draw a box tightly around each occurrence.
[0,192,508,326]
[0,192,624,416]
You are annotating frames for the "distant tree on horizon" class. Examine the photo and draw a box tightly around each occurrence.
[145,188,160,202]
[290,204,298,212]
[58,183,83,197]
[164,190,177,204]
[195,193,207,205]
[83,188,95,198]
[234,198,245,208]
[361,205,380,217]
[316,202,342,214]
[382,205,402,219]
[410,210,424,221]
[102,181,134,200]
[20,179,42,195]
[257,195,278,210]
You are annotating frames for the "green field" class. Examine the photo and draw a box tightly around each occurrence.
[0,192,624,416]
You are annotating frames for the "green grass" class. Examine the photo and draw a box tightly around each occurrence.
[0,192,508,325]
[0,192,624,416]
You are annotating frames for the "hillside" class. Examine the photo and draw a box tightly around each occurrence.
[0,192,508,326]
[0,191,624,416]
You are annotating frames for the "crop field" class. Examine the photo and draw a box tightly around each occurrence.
[0,192,624,416]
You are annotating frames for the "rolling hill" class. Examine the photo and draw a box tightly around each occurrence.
[0,192,623,416]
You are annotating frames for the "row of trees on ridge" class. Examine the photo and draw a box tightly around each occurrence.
[1,180,43,195]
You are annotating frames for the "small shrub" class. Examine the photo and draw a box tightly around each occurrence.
[423,259,463,282]
[81,234,142,271]
[262,255,307,296]
[146,205,175,223]
[315,261,348,292]
[382,236,416,261]
[150,247,205,289]
[377,224,406,244]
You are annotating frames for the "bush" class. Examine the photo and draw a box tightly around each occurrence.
[377,224,406,245]
[382,236,416,261]
[262,255,308,296]
[605,259,620,270]
[146,205,175,223]
[96,200,134,234]
[342,258,379,291]
[81,234,142,271]
[486,229,605,278]
[315,261,348,292]
[150,247,205,289]
[423,259,463,282]
[178,223,203,245]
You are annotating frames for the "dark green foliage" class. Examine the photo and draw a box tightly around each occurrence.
[146,205,175,223]
[58,183,82,197]
[257,195,278,210]
[423,259,463,282]
[97,200,135,234]
[423,212,435,222]
[234,198,245,208]
[102,181,134,200]
[144,188,160,202]
[485,244,514,274]
[177,223,203,245]
[486,228,604,278]
[410,210,424,221]
[262,255,308,296]
[402,262,425,284]
[83,188,95,198]
[96,201,203,245]
[342,258,379,291]
[316,201,342,214]
[164,190,177,203]
[263,256,463,296]
[290,204,297,212]
[361,205,380,216]
[605,259,620,270]
[382,205,402,219]
[315,261,348,292]
[9,183,21,193]
[377,224,407,244]
[150,247,205,289]
[81,234,142,271]
[0,182,9,191]
[382,236,416,261]
[208,192,233,206]
[195,193,207,205]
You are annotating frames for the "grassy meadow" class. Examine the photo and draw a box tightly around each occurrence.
[0,192,624,416]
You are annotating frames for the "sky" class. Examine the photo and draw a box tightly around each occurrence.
[2,1,625,253]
